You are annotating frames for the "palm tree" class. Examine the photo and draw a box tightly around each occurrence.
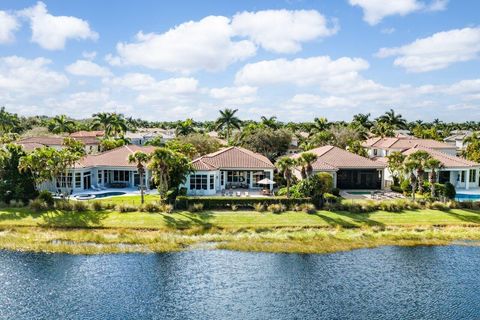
[370,122,395,138]
[50,115,75,134]
[310,117,329,135]
[352,113,373,129]
[108,113,128,138]
[215,108,242,142]
[403,159,419,201]
[260,116,279,129]
[377,108,407,129]
[148,148,176,200]
[407,150,432,194]
[387,151,406,186]
[425,158,444,198]
[275,157,297,198]
[175,118,196,136]
[91,112,113,134]
[300,152,318,178]
[128,151,150,204]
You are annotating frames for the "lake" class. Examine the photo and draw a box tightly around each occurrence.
[1,246,480,319]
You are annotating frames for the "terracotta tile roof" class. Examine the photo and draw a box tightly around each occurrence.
[18,136,100,146]
[363,137,454,150]
[76,145,156,168]
[70,130,104,138]
[191,147,275,171]
[402,146,480,169]
[292,145,386,171]
[16,142,45,152]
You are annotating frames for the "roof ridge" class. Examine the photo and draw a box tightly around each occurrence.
[409,146,480,166]
[234,146,274,167]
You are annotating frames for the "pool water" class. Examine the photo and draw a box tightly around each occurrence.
[348,191,372,195]
[77,191,126,199]
[455,193,480,202]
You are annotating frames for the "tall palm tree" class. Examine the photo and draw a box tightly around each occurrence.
[128,151,150,204]
[260,116,279,129]
[370,122,395,138]
[175,118,196,136]
[406,150,431,194]
[310,117,329,135]
[352,113,373,129]
[148,148,176,200]
[50,115,75,134]
[91,112,113,132]
[300,152,318,178]
[108,113,128,138]
[275,157,297,198]
[387,151,406,186]
[215,108,242,142]
[425,158,444,198]
[377,108,407,129]
[403,159,419,201]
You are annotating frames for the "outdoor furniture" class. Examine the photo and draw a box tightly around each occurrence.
[236,191,241,197]
[245,191,249,197]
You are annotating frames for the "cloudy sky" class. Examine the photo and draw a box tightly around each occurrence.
[0,0,479,122]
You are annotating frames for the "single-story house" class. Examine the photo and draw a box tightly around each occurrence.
[443,130,473,154]
[363,137,457,158]
[292,146,387,190]
[183,146,275,196]
[401,146,480,191]
[40,145,156,193]
[17,136,102,154]
[70,130,104,138]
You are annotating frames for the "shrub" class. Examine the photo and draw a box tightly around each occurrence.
[428,201,450,211]
[324,193,339,204]
[401,179,412,194]
[73,201,89,212]
[143,202,160,213]
[188,203,204,212]
[299,203,316,214]
[444,182,456,200]
[117,203,137,213]
[29,199,48,212]
[253,203,265,212]
[331,188,340,196]
[9,199,25,208]
[267,203,286,213]
[175,196,310,210]
[159,203,174,213]
[37,190,54,207]
[55,200,73,211]
[390,185,403,193]
[90,201,104,212]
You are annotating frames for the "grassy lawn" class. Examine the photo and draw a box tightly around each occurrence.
[1,207,480,230]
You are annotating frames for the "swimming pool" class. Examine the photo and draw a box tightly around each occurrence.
[75,192,126,200]
[455,193,480,202]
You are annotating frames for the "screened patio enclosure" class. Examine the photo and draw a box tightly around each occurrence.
[336,169,383,190]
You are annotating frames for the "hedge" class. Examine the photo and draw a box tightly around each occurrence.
[175,196,312,210]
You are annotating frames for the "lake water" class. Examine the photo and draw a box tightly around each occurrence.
[1,246,480,319]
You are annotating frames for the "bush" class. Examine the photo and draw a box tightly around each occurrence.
[444,182,456,200]
[267,203,286,214]
[90,201,104,211]
[401,179,412,194]
[159,203,174,213]
[55,200,73,211]
[331,188,340,196]
[29,199,48,212]
[428,201,450,211]
[188,203,204,212]
[253,203,265,212]
[142,202,161,213]
[73,201,89,212]
[117,203,137,213]
[390,185,403,193]
[324,193,339,204]
[37,190,54,207]
[175,196,311,210]
[9,199,25,208]
[299,203,316,214]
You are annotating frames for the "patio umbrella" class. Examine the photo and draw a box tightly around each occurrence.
[257,178,276,185]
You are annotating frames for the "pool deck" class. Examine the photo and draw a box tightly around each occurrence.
[71,188,157,199]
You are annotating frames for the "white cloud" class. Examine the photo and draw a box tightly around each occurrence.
[377,27,480,72]
[231,10,338,53]
[82,51,97,60]
[289,94,355,108]
[234,56,369,90]
[20,1,98,50]
[0,11,19,43]
[349,0,447,25]
[110,16,256,73]
[0,56,69,96]
[209,85,257,104]
[66,60,111,77]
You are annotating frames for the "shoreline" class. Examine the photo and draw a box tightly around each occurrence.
[2,225,480,255]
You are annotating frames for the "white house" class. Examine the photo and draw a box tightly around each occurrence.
[184,147,275,196]
[363,137,457,158]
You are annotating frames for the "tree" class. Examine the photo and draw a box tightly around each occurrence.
[128,151,150,204]
[49,115,76,134]
[260,116,280,130]
[370,122,395,138]
[19,147,64,191]
[309,117,329,135]
[215,108,242,142]
[100,138,126,151]
[403,159,419,200]
[92,112,128,138]
[425,158,444,198]
[347,141,368,157]
[299,152,318,178]
[463,133,480,162]
[387,151,406,186]
[148,148,192,201]
[352,113,373,129]
[63,137,86,157]
[237,127,292,161]
[407,150,431,194]
[167,133,221,159]
[377,108,407,129]
[0,144,37,203]
[297,172,333,206]
[175,118,196,136]
[275,157,297,198]
[0,107,21,134]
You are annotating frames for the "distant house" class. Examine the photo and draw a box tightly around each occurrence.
[363,137,457,158]
[184,147,275,196]
[17,136,101,154]
[125,128,175,146]
[40,145,156,193]
[443,130,473,154]
[70,130,104,138]
[292,146,387,190]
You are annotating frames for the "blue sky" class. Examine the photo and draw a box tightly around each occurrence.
[0,0,479,122]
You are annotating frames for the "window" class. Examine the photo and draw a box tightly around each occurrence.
[113,170,130,182]
[210,175,214,190]
[75,173,82,188]
[190,174,208,190]
[461,171,465,182]
[373,149,378,156]
[221,171,224,186]
[56,172,73,188]
[470,169,476,183]
[98,171,103,185]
